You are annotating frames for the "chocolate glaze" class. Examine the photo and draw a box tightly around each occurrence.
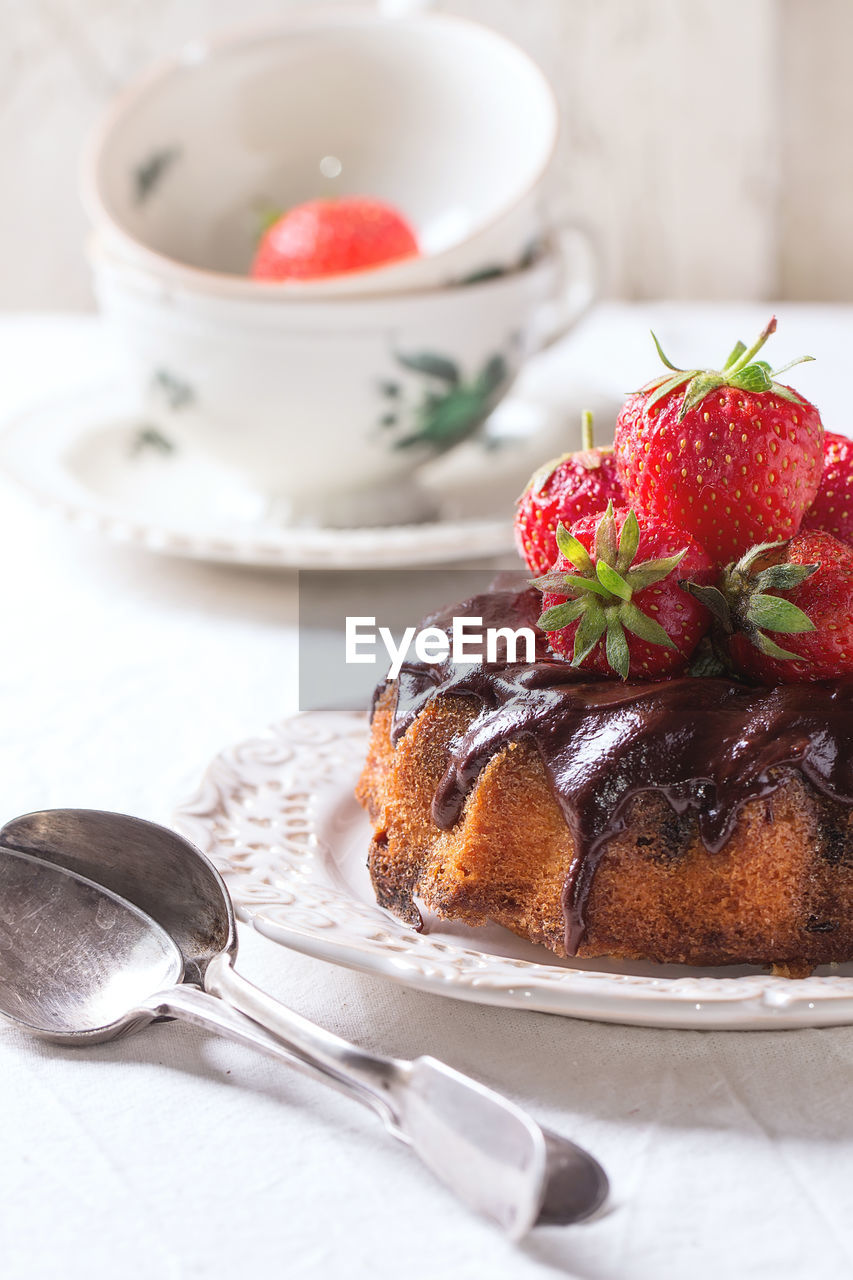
[385,586,853,954]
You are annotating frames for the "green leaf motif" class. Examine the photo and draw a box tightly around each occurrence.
[395,351,460,384]
[131,425,176,457]
[390,348,512,456]
[771,355,814,378]
[134,146,180,205]
[475,354,508,397]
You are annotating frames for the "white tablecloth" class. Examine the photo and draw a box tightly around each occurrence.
[2,305,853,1280]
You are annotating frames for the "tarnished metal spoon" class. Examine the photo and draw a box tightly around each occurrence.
[0,808,608,1238]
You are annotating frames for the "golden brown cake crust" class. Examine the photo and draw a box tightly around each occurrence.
[357,684,853,970]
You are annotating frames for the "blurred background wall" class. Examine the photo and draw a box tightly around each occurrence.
[1,0,848,308]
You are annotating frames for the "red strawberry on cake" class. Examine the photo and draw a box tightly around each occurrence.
[685,530,853,684]
[534,504,713,678]
[801,431,853,545]
[614,318,824,563]
[515,412,624,575]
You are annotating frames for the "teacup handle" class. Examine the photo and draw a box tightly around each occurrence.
[531,223,598,354]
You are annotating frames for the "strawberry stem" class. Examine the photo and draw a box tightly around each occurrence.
[642,317,812,418]
[725,317,777,377]
[581,410,594,452]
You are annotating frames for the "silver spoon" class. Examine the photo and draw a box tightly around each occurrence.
[0,807,608,1238]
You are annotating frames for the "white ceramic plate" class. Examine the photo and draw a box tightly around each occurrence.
[0,384,539,569]
[174,709,853,1030]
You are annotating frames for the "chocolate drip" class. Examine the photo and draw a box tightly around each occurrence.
[384,587,853,954]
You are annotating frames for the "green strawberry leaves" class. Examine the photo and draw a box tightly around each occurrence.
[625,551,687,592]
[620,601,677,649]
[615,508,640,572]
[682,540,820,666]
[594,502,619,567]
[722,340,747,370]
[605,613,630,674]
[533,502,690,678]
[641,317,814,420]
[596,560,631,600]
[556,523,594,574]
[575,608,608,666]
[537,597,588,631]
[644,370,693,412]
[747,593,814,634]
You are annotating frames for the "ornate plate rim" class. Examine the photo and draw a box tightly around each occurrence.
[173,709,853,1030]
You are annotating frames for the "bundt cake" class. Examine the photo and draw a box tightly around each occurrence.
[358,322,853,974]
[356,585,853,972]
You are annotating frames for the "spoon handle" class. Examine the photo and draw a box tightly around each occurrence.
[200,955,609,1237]
[147,984,400,1129]
[204,953,408,1115]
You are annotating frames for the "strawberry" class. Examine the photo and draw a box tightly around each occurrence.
[533,503,714,679]
[685,531,853,683]
[613,318,823,564]
[801,431,853,544]
[515,411,624,574]
[251,197,419,281]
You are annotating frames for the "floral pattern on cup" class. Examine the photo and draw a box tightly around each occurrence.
[150,367,195,411]
[379,349,512,456]
[131,425,176,457]
[133,147,181,205]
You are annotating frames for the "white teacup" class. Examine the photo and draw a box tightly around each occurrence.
[83,11,558,299]
[91,231,595,526]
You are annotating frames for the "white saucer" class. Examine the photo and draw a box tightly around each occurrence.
[0,384,563,569]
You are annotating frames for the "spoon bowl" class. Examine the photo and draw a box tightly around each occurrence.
[0,847,182,1041]
[1,807,234,984]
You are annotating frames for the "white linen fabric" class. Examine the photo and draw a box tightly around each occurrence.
[1,308,852,1280]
